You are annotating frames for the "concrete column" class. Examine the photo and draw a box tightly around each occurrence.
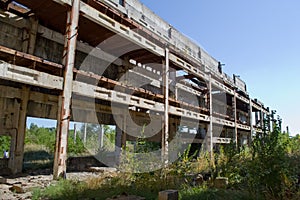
[260,110,264,131]
[208,74,213,157]
[21,16,38,54]
[121,115,127,150]
[73,123,77,143]
[233,92,238,146]
[161,48,169,165]
[83,123,87,144]
[115,126,122,165]
[53,0,80,180]
[169,67,176,98]
[11,87,30,174]
[28,17,38,55]
[98,124,103,149]
[249,100,253,144]
[255,111,258,127]
[8,130,16,171]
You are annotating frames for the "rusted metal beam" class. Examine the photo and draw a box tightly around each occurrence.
[53,0,80,180]
[0,45,63,69]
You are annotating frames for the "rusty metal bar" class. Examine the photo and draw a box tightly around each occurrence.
[53,0,80,180]
[0,45,63,69]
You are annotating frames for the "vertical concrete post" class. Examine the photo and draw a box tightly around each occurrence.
[8,130,16,171]
[255,111,258,128]
[10,87,29,174]
[53,0,80,180]
[249,99,253,144]
[260,110,264,131]
[21,17,38,55]
[83,122,87,144]
[73,123,77,143]
[115,125,122,165]
[233,91,238,146]
[98,124,103,149]
[28,17,38,55]
[208,74,213,158]
[162,48,169,165]
[268,112,272,132]
[121,115,127,150]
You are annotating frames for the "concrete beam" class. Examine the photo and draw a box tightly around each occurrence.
[235,93,250,104]
[212,137,231,144]
[0,61,63,89]
[211,79,234,95]
[212,117,235,128]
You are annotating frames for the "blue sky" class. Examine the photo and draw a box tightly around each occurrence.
[28,0,300,135]
[139,0,300,135]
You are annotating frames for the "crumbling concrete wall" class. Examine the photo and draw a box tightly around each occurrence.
[0,21,23,51]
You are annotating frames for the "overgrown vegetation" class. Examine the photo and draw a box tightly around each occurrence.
[21,123,116,170]
[29,119,300,200]
[1,120,297,199]
[0,135,10,156]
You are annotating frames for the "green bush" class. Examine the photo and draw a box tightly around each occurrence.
[247,125,294,198]
[0,135,10,155]
[26,123,86,156]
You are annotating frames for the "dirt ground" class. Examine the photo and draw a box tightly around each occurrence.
[0,168,118,200]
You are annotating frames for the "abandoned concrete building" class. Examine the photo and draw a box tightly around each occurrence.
[0,0,277,178]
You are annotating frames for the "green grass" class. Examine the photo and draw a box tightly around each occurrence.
[32,179,157,200]
[179,186,258,200]
[32,176,259,200]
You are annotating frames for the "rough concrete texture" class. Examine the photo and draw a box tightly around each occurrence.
[158,190,178,200]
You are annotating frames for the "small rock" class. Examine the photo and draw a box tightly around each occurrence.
[159,190,178,200]
[9,185,25,193]
[89,167,117,173]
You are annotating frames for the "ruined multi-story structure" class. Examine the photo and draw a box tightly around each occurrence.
[0,0,276,178]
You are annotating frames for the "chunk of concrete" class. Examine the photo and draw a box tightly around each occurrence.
[9,185,25,193]
[159,190,178,200]
[214,177,228,189]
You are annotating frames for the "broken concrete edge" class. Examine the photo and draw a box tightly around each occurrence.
[158,190,179,200]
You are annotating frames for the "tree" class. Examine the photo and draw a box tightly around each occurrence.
[247,122,294,198]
